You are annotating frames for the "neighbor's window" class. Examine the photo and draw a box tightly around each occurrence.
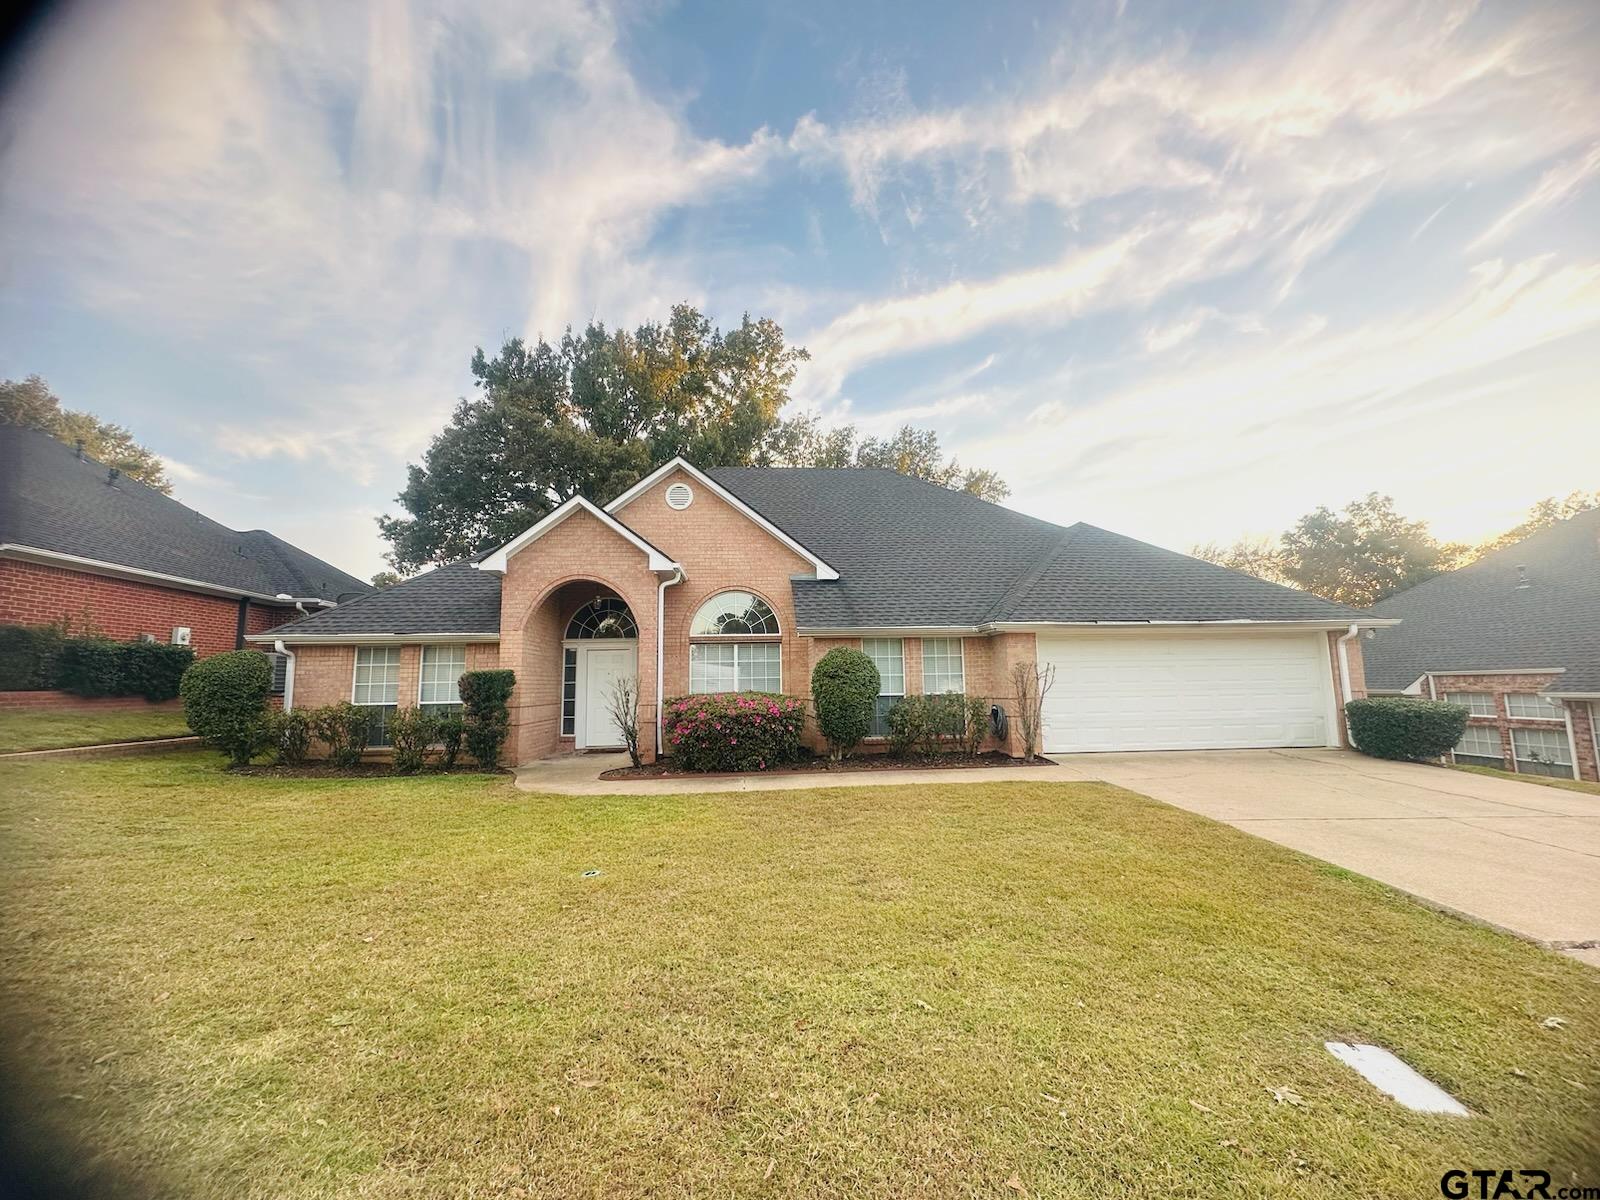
[1505,692,1564,720]
[352,646,401,747]
[419,644,467,716]
[688,591,782,693]
[863,637,904,737]
[1511,728,1573,779]
[921,638,965,694]
[1443,691,1495,718]
[1452,725,1504,768]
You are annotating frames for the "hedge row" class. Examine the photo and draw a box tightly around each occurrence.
[0,624,194,701]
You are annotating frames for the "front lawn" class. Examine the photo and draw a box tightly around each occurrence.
[1,752,1596,1198]
[1453,762,1600,797]
[0,703,192,753]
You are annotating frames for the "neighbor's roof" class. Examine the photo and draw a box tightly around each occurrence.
[706,467,1371,628]
[1364,507,1600,694]
[248,560,502,639]
[0,424,370,602]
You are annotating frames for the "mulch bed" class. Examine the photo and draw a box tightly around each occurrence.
[230,763,507,779]
[599,750,1054,780]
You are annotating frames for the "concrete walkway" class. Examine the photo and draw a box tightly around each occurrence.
[514,748,1600,963]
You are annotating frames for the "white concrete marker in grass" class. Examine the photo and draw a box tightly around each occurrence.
[1324,1042,1470,1116]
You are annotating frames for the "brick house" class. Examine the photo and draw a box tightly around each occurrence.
[1364,507,1600,783]
[1,425,371,663]
[252,459,1388,764]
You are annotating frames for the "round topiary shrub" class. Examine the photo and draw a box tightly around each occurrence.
[180,650,272,768]
[811,647,880,759]
[1345,697,1470,761]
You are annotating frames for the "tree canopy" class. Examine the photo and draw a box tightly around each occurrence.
[1,375,172,493]
[379,305,1008,572]
[1194,490,1599,607]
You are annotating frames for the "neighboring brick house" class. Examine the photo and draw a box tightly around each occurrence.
[1364,508,1600,783]
[1,424,371,666]
[253,459,1388,764]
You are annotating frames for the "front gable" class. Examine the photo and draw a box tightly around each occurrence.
[476,496,679,574]
[606,459,838,581]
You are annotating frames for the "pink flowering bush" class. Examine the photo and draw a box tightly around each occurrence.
[662,692,807,771]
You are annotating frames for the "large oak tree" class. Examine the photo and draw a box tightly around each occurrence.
[379,305,1008,572]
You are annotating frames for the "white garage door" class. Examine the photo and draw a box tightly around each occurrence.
[1038,632,1332,753]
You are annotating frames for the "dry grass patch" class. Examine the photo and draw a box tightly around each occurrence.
[1,751,1596,1198]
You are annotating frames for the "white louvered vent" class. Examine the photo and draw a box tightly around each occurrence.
[665,482,694,510]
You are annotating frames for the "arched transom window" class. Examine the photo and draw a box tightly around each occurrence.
[690,591,780,637]
[566,597,637,639]
[689,590,781,693]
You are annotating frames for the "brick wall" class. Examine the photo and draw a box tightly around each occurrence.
[0,691,182,712]
[1426,670,1598,782]
[0,558,299,658]
[1326,630,1369,748]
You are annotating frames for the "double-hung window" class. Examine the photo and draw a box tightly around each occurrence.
[688,591,782,693]
[1452,725,1503,768]
[1443,691,1495,718]
[419,645,467,716]
[1506,693,1564,720]
[921,638,965,694]
[863,638,904,737]
[1511,727,1573,778]
[352,646,401,747]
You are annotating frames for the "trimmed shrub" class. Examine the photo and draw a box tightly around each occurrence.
[811,648,879,758]
[265,708,313,766]
[389,708,438,775]
[54,637,124,697]
[180,651,272,767]
[886,693,990,758]
[311,702,368,769]
[663,693,807,772]
[1345,698,1469,762]
[0,623,66,690]
[119,641,195,702]
[435,714,465,769]
[459,669,516,768]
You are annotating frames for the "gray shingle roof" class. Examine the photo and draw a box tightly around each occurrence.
[708,467,1368,628]
[1364,507,1600,694]
[1,424,370,601]
[258,561,501,637]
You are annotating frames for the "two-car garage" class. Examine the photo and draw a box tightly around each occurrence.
[1036,630,1338,754]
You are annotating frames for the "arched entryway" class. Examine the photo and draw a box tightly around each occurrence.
[561,593,639,749]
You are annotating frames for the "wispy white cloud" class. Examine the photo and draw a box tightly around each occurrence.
[1467,141,1600,250]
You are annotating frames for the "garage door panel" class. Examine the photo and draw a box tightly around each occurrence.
[1040,633,1330,753]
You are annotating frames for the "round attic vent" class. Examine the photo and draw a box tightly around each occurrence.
[665,482,694,510]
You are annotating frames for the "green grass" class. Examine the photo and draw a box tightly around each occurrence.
[1452,762,1600,797]
[0,704,192,753]
[1,752,1596,1199]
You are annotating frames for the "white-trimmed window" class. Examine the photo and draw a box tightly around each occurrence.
[1452,725,1504,768]
[1511,728,1573,779]
[352,646,401,747]
[1506,692,1563,720]
[688,591,782,693]
[561,649,578,737]
[921,638,965,694]
[1444,691,1495,718]
[419,645,467,715]
[863,637,904,737]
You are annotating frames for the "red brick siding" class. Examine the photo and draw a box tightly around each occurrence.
[0,691,182,712]
[0,558,299,658]
[1424,671,1598,782]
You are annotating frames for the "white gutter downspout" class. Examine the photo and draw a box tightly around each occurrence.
[656,568,685,758]
[1563,703,1581,783]
[1336,624,1360,746]
[273,639,296,712]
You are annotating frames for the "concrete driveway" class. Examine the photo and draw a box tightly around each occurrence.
[1060,749,1599,962]
[517,747,1599,962]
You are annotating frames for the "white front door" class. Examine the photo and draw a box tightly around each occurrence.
[579,645,637,749]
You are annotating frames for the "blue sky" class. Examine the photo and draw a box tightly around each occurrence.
[1,0,1597,581]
